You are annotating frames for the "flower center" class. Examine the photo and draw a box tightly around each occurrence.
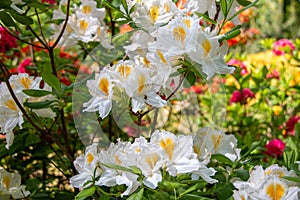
[4,99,18,111]
[99,78,110,96]
[150,5,159,23]
[87,153,94,165]
[82,5,92,14]
[202,38,211,57]
[173,26,186,44]
[79,20,89,31]
[159,137,174,160]
[266,182,285,200]
[20,77,32,89]
[118,65,131,78]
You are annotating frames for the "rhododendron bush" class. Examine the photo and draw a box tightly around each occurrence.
[0,0,300,199]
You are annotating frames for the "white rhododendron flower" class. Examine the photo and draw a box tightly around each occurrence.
[150,130,202,176]
[70,144,102,188]
[193,127,241,161]
[233,165,300,200]
[0,168,30,199]
[188,28,235,79]
[96,140,140,197]
[130,0,179,31]
[83,70,114,119]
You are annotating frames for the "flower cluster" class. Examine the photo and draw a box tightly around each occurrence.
[82,0,240,118]
[70,128,241,197]
[0,73,56,148]
[0,168,30,199]
[52,0,110,47]
[233,165,300,200]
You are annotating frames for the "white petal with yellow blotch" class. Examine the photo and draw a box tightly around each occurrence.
[150,130,200,176]
[193,127,240,161]
[70,144,102,188]
[83,71,114,119]
[188,28,235,79]
[124,67,166,113]
[0,168,30,199]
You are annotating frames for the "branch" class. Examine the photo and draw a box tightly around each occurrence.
[51,0,71,49]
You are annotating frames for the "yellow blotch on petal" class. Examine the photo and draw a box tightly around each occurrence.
[135,147,141,153]
[2,175,10,190]
[146,153,159,169]
[4,99,18,111]
[114,155,122,165]
[266,182,285,200]
[164,3,170,12]
[137,74,146,95]
[79,20,89,31]
[183,19,191,28]
[211,134,222,151]
[87,153,94,165]
[159,137,174,160]
[118,65,132,78]
[99,78,110,96]
[20,77,32,89]
[173,26,186,44]
[202,38,211,57]
[157,50,167,64]
[66,24,73,34]
[150,5,159,23]
[82,5,92,14]
[97,27,101,37]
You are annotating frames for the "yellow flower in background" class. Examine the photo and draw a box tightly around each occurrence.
[272,105,282,116]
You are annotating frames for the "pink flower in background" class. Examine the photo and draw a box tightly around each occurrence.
[17,58,32,73]
[0,27,18,53]
[230,90,242,104]
[230,88,255,104]
[272,39,295,56]
[265,139,285,158]
[266,69,280,79]
[285,116,300,136]
[227,59,248,75]
[42,0,56,4]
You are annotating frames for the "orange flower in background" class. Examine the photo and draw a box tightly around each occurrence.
[119,24,134,34]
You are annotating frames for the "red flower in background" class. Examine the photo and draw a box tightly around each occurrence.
[272,39,295,56]
[265,139,285,158]
[227,59,248,75]
[0,27,18,53]
[230,88,255,104]
[266,69,280,80]
[283,116,300,136]
[42,0,56,4]
[17,58,32,73]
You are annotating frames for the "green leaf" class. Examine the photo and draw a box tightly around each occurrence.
[195,12,217,25]
[232,169,250,181]
[127,188,144,200]
[179,182,208,197]
[282,176,300,183]
[215,183,234,200]
[153,191,170,200]
[27,2,49,9]
[41,72,62,95]
[181,194,211,200]
[25,133,41,147]
[0,11,15,27]
[220,0,228,18]
[12,14,33,25]
[183,71,196,88]
[75,186,96,200]
[22,89,53,97]
[236,0,252,6]
[23,100,55,109]
[112,31,134,46]
[101,162,133,173]
[211,154,233,166]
